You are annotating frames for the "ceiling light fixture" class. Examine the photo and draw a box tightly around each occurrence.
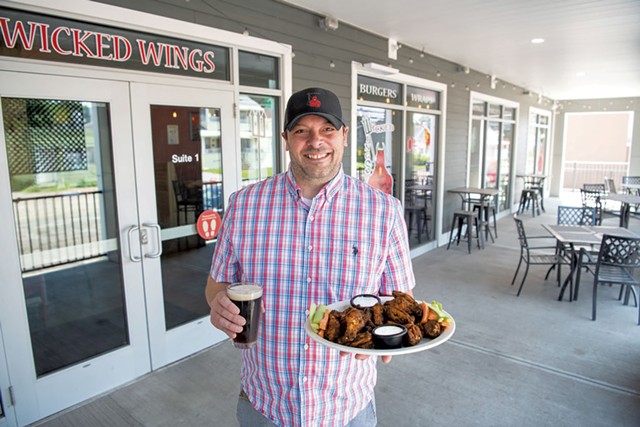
[363,62,399,75]
[319,16,339,31]
[388,38,400,60]
[531,38,545,44]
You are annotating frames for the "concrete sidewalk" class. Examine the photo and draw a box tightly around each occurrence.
[33,196,640,427]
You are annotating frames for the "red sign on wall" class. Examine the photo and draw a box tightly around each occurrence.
[196,210,222,240]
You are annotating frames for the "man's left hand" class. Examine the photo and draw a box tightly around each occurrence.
[340,351,392,364]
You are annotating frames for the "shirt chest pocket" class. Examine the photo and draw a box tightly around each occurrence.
[326,240,383,297]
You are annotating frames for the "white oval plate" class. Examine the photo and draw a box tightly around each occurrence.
[304,297,455,356]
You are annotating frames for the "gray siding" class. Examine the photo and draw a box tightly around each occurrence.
[93,0,640,231]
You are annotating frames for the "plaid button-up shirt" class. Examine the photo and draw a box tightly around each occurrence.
[210,168,415,427]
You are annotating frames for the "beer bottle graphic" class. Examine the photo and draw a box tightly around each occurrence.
[368,147,393,195]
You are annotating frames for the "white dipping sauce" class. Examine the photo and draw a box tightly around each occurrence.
[351,296,379,307]
[374,325,404,336]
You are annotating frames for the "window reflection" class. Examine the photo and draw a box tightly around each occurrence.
[356,106,402,198]
[2,97,128,376]
[239,94,279,186]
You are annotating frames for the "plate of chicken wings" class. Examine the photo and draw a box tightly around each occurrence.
[304,291,455,356]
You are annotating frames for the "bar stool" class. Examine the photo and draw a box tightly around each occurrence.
[530,183,545,212]
[447,210,482,253]
[517,189,540,217]
[405,205,430,243]
[473,202,497,241]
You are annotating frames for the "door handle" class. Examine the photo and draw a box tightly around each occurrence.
[143,223,163,258]
[126,225,142,262]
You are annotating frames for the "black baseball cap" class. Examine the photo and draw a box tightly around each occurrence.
[284,87,345,131]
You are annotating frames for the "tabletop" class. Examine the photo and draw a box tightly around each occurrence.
[448,187,499,197]
[408,184,433,192]
[603,193,640,204]
[542,224,638,246]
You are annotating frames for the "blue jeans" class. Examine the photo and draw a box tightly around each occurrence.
[236,391,377,426]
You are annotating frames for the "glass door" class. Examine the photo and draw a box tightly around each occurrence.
[0,328,14,427]
[405,112,438,245]
[129,83,233,368]
[0,71,150,425]
[0,73,236,425]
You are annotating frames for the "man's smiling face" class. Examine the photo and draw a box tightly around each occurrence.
[283,114,349,194]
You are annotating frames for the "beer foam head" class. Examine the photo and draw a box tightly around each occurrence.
[227,283,263,301]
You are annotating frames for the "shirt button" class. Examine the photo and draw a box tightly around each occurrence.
[309,215,314,221]
[308,245,313,251]
[304,344,309,350]
[307,277,311,283]
[303,376,308,383]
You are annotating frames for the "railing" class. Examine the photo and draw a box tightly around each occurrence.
[13,191,105,272]
[201,182,223,212]
[562,161,629,191]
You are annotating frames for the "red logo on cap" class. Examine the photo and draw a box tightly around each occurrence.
[308,95,321,108]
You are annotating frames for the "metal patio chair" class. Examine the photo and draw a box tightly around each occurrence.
[557,205,596,226]
[554,206,597,299]
[583,183,606,192]
[588,234,640,324]
[172,180,201,225]
[511,216,570,296]
[580,189,603,225]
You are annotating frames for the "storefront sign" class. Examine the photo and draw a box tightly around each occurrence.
[406,86,440,109]
[357,75,402,105]
[0,7,230,80]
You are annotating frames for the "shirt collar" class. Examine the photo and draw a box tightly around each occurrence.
[285,166,345,204]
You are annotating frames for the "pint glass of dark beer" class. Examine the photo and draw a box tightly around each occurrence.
[226,282,263,349]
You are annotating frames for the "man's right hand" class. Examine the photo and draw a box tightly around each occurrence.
[206,277,245,339]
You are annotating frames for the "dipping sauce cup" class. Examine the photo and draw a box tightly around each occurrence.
[372,324,407,349]
[350,294,382,308]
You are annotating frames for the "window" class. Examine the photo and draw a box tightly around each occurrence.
[239,94,279,185]
[239,51,279,89]
[527,108,551,175]
[355,70,444,248]
[469,94,518,212]
[238,51,282,183]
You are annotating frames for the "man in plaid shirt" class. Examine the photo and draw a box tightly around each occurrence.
[206,87,415,426]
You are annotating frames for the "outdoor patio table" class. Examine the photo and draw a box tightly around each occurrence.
[602,193,640,228]
[407,183,433,202]
[448,187,499,247]
[542,224,638,302]
[407,184,432,193]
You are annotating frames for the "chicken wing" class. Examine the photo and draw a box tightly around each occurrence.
[324,310,344,343]
[342,307,366,342]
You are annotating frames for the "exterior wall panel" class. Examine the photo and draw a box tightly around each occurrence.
[92,0,640,224]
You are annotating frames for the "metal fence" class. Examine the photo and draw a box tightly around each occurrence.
[201,182,223,212]
[13,191,105,272]
[562,161,629,191]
